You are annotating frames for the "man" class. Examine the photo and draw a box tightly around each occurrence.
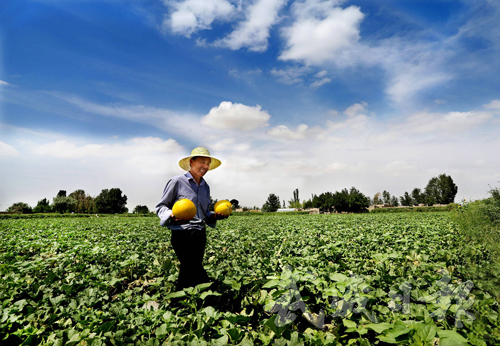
[156,147,227,290]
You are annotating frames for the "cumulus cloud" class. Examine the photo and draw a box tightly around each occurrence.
[201,101,271,130]
[214,0,287,52]
[0,141,19,157]
[325,102,370,132]
[163,0,235,37]
[279,0,364,65]
[267,124,309,140]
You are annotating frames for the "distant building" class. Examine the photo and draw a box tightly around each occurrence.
[277,208,296,212]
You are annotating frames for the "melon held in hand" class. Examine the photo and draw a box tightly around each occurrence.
[172,199,197,220]
[214,200,233,216]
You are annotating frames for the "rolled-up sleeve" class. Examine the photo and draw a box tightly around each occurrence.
[155,178,178,227]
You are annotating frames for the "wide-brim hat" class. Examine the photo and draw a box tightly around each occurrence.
[178,147,222,171]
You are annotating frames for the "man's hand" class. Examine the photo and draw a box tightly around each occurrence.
[207,212,229,223]
[215,212,229,220]
[170,213,189,222]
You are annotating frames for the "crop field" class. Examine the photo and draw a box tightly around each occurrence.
[1,213,499,345]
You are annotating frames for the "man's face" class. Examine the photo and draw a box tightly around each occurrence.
[190,157,211,180]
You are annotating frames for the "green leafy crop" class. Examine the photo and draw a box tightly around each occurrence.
[0,213,498,345]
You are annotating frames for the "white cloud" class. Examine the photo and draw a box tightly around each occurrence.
[33,137,182,159]
[325,102,371,132]
[58,94,175,121]
[163,0,235,37]
[382,161,416,174]
[229,68,263,79]
[401,111,493,133]
[268,124,309,140]
[55,94,205,141]
[0,141,19,157]
[200,101,271,131]
[310,77,331,89]
[344,102,367,117]
[279,1,364,65]
[325,162,348,171]
[214,0,287,52]
[384,63,451,107]
[270,66,311,84]
[0,80,10,86]
[484,99,500,112]
[315,70,328,78]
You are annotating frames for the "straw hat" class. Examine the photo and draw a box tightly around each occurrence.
[178,147,222,171]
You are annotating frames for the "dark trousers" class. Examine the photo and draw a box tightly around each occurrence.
[171,228,210,290]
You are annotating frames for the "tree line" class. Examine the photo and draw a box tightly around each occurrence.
[5,173,458,215]
[262,173,458,213]
[6,188,129,214]
[373,174,458,207]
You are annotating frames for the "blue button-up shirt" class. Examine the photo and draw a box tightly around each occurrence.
[156,172,216,230]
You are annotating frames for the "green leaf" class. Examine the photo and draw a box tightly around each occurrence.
[365,322,393,334]
[165,291,186,299]
[343,319,357,329]
[330,273,348,282]
[263,279,281,288]
[214,335,229,346]
[195,282,212,291]
[200,290,221,300]
[155,323,168,338]
[437,330,469,345]
[415,321,437,343]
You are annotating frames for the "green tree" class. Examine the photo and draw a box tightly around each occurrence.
[33,198,52,213]
[95,188,128,214]
[390,196,399,207]
[332,187,370,213]
[262,193,280,212]
[316,192,334,212]
[133,205,150,214]
[382,190,391,205]
[69,189,88,213]
[57,190,67,197]
[52,196,76,213]
[303,197,313,209]
[288,188,302,208]
[399,192,413,206]
[411,188,424,206]
[7,202,32,214]
[424,174,458,204]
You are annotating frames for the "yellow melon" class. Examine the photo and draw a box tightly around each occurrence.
[172,199,197,220]
[214,200,232,216]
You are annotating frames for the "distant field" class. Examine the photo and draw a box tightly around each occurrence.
[1,214,498,345]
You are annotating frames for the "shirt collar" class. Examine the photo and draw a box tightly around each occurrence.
[185,171,205,186]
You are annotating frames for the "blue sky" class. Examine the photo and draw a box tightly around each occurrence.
[1,0,499,211]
